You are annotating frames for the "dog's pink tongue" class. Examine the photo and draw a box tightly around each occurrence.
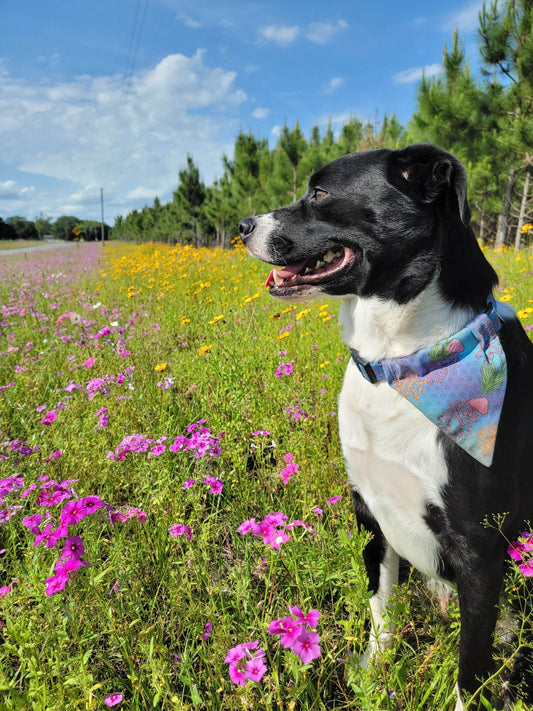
[265,260,307,288]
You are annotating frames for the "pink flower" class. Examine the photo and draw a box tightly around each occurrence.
[0,578,19,598]
[183,479,195,489]
[202,622,213,641]
[62,535,85,560]
[289,605,320,628]
[274,362,293,378]
[291,629,321,664]
[104,693,123,707]
[203,476,223,494]
[327,496,342,505]
[280,461,299,485]
[168,523,192,540]
[225,642,266,685]
[61,499,88,525]
[237,518,257,535]
[82,357,97,368]
[44,571,70,596]
[40,410,57,425]
[22,513,43,534]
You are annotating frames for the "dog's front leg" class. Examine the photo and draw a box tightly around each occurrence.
[454,556,506,709]
[351,489,399,666]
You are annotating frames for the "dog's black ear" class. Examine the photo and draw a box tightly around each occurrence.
[388,144,470,225]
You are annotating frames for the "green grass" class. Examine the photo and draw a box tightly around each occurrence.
[0,241,532,710]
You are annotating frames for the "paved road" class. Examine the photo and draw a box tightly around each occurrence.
[1,241,102,257]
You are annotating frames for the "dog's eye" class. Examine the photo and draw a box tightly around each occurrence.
[312,188,328,201]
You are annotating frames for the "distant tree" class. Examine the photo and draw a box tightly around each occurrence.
[34,213,53,239]
[6,216,38,240]
[171,155,206,247]
[52,216,81,241]
[0,217,17,240]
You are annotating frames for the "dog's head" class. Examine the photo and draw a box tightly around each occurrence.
[239,143,496,308]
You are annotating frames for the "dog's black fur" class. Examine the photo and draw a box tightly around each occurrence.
[240,144,533,705]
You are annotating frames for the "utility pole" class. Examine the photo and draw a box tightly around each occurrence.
[100,187,105,244]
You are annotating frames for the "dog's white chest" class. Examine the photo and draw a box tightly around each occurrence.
[338,361,450,578]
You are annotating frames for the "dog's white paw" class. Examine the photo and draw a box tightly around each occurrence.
[358,630,394,669]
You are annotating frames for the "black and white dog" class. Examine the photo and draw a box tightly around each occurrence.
[239,144,533,709]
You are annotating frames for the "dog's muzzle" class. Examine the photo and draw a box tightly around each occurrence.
[239,217,256,242]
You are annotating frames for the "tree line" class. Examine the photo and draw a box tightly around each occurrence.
[113,0,532,250]
[0,215,110,242]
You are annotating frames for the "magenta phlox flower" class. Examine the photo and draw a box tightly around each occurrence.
[183,478,195,489]
[0,476,24,497]
[82,357,97,368]
[225,641,266,685]
[291,629,322,664]
[79,495,104,516]
[203,476,224,495]
[0,578,19,598]
[21,482,37,498]
[327,496,342,505]
[168,523,192,540]
[61,535,85,560]
[148,444,166,458]
[60,499,88,525]
[0,505,23,524]
[202,622,213,641]
[94,407,109,428]
[34,522,68,549]
[279,459,299,485]
[252,430,271,436]
[110,506,147,525]
[275,362,293,378]
[268,605,322,663]
[157,377,175,390]
[508,532,533,576]
[40,410,57,425]
[263,512,288,527]
[263,527,290,550]
[104,693,123,707]
[44,570,70,596]
[237,518,257,535]
[289,605,320,628]
[55,557,87,575]
[22,513,43,534]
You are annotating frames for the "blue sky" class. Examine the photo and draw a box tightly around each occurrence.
[0,0,486,224]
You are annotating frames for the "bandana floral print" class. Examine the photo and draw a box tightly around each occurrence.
[350,299,507,466]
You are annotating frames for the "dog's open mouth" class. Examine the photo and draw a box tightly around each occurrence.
[265,246,355,292]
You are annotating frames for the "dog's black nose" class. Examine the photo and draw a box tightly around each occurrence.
[239,216,256,241]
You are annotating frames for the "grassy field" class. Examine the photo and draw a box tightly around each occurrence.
[1,240,532,711]
[0,241,47,251]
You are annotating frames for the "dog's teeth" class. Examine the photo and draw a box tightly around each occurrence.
[323,250,336,263]
[304,267,313,275]
[273,271,284,285]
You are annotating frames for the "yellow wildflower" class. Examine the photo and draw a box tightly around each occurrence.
[154,362,167,372]
[208,314,225,325]
[198,344,213,356]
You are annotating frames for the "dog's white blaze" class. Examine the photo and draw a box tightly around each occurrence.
[243,212,279,263]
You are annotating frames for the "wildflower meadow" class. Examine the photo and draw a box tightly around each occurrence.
[1,240,533,710]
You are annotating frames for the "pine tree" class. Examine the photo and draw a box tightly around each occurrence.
[172,155,206,247]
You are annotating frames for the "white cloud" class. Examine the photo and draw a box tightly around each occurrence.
[0,50,246,219]
[322,77,344,95]
[177,13,202,29]
[252,107,270,119]
[392,63,442,84]
[259,25,300,46]
[0,179,35,201]
[443,1,485,32]
[259,20,348,47]
[306,20,348,44]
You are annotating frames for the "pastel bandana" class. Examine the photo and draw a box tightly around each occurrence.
[350,299,507,466]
